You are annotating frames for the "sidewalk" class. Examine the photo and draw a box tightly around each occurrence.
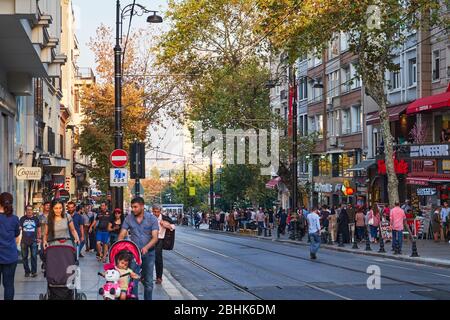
[197,224,450,268]
[1,250,195,300]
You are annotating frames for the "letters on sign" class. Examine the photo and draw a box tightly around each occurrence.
[16,167,42,180]
[314,183,333,193]
[417,188,437,196]
[410,144,449,158]
[412,160,436,174]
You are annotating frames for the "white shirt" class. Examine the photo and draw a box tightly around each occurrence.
[307,212,321,234]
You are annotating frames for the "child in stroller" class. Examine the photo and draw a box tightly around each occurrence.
[98,240,141,300]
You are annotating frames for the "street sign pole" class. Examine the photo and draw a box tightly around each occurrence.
[110,149,128,211]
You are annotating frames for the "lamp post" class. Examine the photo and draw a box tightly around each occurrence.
[113,0,162,211]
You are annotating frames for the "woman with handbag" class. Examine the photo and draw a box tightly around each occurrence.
[431,207,442,242]
[367,205,381,244]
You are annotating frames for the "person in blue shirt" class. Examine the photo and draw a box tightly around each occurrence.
[67,202,85,257]
[118,197,159,300]
[19,205,41,277]
[0,192,20,300]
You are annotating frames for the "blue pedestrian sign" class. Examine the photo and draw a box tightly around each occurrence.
[110,168,129,187]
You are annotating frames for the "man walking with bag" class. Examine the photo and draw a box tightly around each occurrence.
[152,204,175,285]
[307,209,321,260]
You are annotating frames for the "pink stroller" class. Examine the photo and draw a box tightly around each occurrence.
[98,240,142,300]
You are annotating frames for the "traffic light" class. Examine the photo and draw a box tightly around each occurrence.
[130,141,145,179]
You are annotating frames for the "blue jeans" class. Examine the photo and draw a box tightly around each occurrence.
[392,230,403,252]
[369,225,379,239]
[0,262,17,300]
[309,232,321,255]
[131,251,155,300]
[21,242,38,274]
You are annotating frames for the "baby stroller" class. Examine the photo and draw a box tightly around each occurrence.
[39,238,87,300]
[98,240,142,300]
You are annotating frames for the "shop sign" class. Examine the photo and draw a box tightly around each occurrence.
[443,160,450,173]
[412,160,437,174]
[417,188,437,196]
[16,167,42,180]
[314,183,333,193]
[410,144,449,158]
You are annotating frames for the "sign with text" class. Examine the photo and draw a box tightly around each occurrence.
[410,144,449,158]
[16,167,42,180]
[417,188,437,196]
[411,160,437,175]
[443,160,450,172]
[110,168,129,187]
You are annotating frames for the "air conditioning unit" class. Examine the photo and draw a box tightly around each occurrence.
[329,136,337,147]
[326,97,333,106]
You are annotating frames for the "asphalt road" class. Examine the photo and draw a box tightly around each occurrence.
[162,227,450,300]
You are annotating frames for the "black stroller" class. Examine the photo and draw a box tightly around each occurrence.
[39,238,87,300]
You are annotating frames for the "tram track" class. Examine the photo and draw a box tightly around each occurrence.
[176,229,450,298]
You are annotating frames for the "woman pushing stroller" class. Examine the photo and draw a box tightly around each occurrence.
[43,199,80,249]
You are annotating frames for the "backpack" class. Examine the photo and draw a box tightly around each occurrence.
[162,215,175,250]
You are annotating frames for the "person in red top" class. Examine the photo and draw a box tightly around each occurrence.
[390,202,407,254]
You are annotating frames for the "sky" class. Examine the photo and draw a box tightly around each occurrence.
[72,0,193,176]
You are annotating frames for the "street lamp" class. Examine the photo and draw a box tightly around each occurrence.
[113,0,162,212]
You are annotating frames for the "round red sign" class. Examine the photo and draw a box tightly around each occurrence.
[110,149,128,168]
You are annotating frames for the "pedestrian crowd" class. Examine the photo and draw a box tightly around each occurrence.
[0,192,176,300]
[200,199,450,259]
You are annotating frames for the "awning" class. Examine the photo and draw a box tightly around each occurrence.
[406,84,450,114]
[430,177,450,184]
[406,177,430,186]
[265,177,281,189]
[347,159,376,171]
[366,103,408,125]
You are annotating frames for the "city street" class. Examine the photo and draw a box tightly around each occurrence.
[162,227,450,300]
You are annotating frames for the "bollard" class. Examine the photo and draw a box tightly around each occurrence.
[410,240,419,257]
[338,233,345,247]
[365,234,372,251]
[352,237,359,249]
[264,227,268,237]
[378,236,386,253]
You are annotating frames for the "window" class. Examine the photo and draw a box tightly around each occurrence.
[36,122,45,151]
[342,66,351,92]
[341,109,350,135]
[373,130,380,156]
[34,78,43,121]
[309,77,323,103]
[326,71,337,98]
[48,127,56,154]
[408,58,417,86]
[351,105,362,133]
[59,134,64,158]
[432,50,440,81]
[340,32,349,52]
[308,116,316,134]
[316,114,323,138]
[350,63,360,89]
[299,77,308,100]
[299,114,307,136]
[328,34,339,60]
[332,153,355,177]
[390,64,401,89]
[319,155,331,176]
[275,85,280,96]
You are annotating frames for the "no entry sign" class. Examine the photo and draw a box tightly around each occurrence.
[110,149,128,168]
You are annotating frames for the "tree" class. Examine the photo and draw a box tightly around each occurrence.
[256,0,445,206]
[78,25,175,192]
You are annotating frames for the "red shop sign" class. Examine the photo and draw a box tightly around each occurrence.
[377,159,409,175]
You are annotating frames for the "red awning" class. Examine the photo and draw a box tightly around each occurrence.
[366,103,408,125]
[406,84,450,114]
[406,177,430,186]
[265,177,281,189]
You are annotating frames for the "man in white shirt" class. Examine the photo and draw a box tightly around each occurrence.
[152,204,175,285]
[307,209,322,260]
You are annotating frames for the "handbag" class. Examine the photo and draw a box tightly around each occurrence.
[162,215,175,250]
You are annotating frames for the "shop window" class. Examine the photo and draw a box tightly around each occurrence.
[319,155,331,176]
[408,58,417,86]
[332,153,355,177]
